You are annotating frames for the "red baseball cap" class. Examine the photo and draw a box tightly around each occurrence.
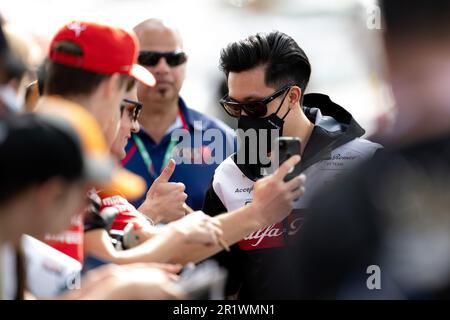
[48,21,155,87]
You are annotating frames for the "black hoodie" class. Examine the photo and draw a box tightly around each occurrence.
[202,93,382,299]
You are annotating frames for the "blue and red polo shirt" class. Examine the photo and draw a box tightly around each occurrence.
[122,97,236,210]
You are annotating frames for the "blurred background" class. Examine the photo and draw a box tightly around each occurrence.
[0,0,390,133]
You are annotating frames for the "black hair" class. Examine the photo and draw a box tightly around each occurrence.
[381,0,450,41]
[0,113,84,205]
[219,31,311,93]
[45,41,130,96]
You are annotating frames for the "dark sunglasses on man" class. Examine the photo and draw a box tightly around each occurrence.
[138,50,187,67]
[220,85,292,118]
[120,98,142,122]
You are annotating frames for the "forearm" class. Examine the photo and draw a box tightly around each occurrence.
[84,205,264,265]
[111,228,185,264]
[170,205,261,265]
[84,229,184,265]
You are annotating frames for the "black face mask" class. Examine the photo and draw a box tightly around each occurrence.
[236,90,291,174]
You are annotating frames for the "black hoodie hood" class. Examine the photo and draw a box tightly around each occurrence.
[234,93,366,181]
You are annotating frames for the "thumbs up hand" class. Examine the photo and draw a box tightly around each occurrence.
[138,159,188,223]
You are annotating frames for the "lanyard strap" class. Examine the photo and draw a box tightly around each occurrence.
[133,134,178,179]
[133,109,189,180]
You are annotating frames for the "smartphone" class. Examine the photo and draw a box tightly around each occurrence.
[276,137,302,181]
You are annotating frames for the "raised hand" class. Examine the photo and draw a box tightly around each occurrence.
[138,159,188,223]
[250,155,306,226]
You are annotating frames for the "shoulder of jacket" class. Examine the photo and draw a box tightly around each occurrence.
[334,137,383,156]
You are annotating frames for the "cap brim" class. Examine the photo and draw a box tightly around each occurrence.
[97,165,147,201]
[130,64,156,87]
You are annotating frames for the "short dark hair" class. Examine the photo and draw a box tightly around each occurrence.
[219,31,311,92]
[45,41,131,96]
[0,113,84,205]
[381,0,450,41]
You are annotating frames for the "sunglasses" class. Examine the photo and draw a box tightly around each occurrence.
[220,85,291,118]
[120,98,142,122]
[138,50,187,67]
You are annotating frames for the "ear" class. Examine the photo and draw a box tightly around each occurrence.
[287,86,302,109]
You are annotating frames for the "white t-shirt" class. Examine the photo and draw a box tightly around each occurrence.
[1,236,82,300]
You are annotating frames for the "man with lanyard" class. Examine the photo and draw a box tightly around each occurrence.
[202,31,383,299]
[123,19,235,214]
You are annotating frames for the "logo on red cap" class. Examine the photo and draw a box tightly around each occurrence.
[67,22,87,37]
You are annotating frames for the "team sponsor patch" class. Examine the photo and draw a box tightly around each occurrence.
[238,209,306,250]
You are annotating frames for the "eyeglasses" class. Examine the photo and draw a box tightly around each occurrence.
[138,50,187,67]
[120,99,142,122]
[220,85,291,118]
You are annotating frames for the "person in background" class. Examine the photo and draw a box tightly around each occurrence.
[293,0,450,299]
